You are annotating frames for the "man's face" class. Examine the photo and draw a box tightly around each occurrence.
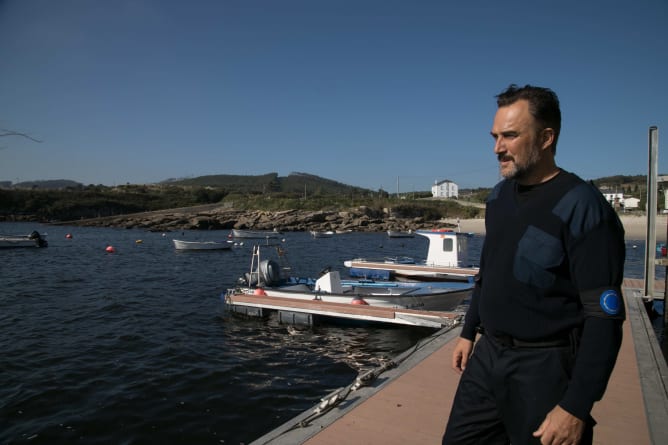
[490,99,543,182]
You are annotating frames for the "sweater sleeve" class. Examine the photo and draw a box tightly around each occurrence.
[460,278,481,340]
[557,193,626,420]
[559,317,623,419]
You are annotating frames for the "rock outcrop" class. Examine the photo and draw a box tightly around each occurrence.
[57,205,457,233]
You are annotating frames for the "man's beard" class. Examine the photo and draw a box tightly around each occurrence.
[499,146,542,180]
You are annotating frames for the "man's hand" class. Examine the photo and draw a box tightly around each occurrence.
[532,405,585,445]
[451,338,474,374]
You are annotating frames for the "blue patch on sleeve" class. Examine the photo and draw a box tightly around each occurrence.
[600,290,621,315]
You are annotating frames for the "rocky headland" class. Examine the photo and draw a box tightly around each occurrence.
[54,205,462,233]
[50,204,667,241]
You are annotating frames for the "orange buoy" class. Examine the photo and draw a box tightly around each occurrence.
[105,245,115,253]
[254,288,267,296]
[351,296,369,305]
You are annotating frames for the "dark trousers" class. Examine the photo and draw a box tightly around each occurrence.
[442,335,594,445]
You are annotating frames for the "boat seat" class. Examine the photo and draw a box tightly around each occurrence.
[314,271,344,294]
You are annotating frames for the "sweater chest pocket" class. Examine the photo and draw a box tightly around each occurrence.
[513,226,564,288]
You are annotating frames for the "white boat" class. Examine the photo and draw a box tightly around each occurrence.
[344,229,478,282]
[310,230,335,238]
[231,229,282,239]
[172,239,231,250]
[387,230,415,238]
[227,244,472,312]
[0,231,48,248]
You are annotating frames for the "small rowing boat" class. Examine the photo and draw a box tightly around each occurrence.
[172,239,231,250]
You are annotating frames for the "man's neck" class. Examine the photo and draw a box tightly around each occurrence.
[516,165,561,186]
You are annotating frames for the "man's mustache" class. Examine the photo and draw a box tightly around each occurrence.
[498,154,514,162]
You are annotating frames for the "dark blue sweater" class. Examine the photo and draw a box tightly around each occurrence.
[461,170,625,420]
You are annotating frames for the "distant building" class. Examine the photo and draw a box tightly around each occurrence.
[624,197,640,210]
[602,192,624,209]
[602,193,640,211]
[432,179,458,198]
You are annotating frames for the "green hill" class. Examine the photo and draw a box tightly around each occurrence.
[0,173,655,223]
[163,172,373,196]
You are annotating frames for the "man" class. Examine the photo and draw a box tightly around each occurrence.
[442,85,625,445]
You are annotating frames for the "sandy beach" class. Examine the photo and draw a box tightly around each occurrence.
[448,215,668,242]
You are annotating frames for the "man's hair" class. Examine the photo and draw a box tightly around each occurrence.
[496,84,561,153]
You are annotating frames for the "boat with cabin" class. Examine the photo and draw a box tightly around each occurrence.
[344,229,478,282]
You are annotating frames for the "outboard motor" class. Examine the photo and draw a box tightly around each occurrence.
[259,260,283,286]
[28,230,48,247]
[243,259,284,287]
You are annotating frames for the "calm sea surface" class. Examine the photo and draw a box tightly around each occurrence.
[0,221,663,444]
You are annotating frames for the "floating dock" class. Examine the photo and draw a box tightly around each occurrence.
[225,292,464,329]
[250,278,668,445]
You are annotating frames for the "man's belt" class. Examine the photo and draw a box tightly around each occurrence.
[480,327,576,348]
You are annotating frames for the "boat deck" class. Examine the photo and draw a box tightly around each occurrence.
[252,278,668,445]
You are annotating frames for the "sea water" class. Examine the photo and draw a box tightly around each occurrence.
[0,222,662,444]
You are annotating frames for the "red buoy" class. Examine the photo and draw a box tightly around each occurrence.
[65,233,73,239]
[105,245,115,253]
[351,296,369,305]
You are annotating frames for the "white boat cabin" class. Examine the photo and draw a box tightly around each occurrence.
[417,229,470,267]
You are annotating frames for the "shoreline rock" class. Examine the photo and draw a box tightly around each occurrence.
[29,206,668,241]
[49,206,461,234]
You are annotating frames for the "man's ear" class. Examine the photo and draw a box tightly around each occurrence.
[542,128,555,150]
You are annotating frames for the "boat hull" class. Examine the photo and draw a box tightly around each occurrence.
[387,230,415,238]
[231,229,282,239]
[0,238,44,248]
[0,232,48,248]
[172,239,231,250]
[232,282,471,312]
[310,231,334,238]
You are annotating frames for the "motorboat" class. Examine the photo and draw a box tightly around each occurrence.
[344,229,478,282]
[0,231,48,248]
[310,230,335,238]
[231,229,282,239]
[387,230,415,238]
[172,239,231,250]
[226,244,472,312]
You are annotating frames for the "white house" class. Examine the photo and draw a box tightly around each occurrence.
[624,197,640,210]
[602,193,624,207]
[602,192,640,210]
[432,179,458,198]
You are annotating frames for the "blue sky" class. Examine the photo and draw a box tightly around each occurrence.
[1,0,666,192]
